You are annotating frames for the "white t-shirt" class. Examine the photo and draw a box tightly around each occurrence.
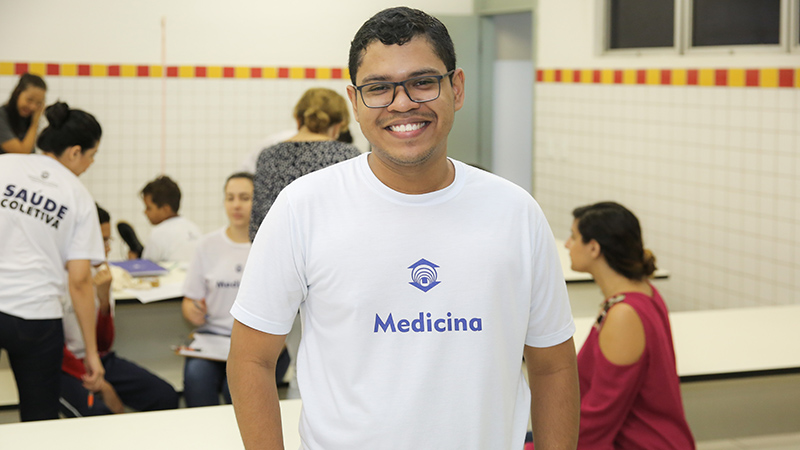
[183,228,250,336]
[142,216,201,263]
[0,154,105,319]
[232,154,575,450]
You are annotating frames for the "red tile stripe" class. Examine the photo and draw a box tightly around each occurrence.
[0,62,350,80]
[535,68,798,88]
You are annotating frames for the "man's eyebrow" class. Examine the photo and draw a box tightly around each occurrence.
[358,68,445,85]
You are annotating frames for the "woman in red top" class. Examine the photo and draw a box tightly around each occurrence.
[565,202,695,449]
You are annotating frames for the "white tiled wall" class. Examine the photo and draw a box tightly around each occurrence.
[0,75,363,260]
[534,83,799,310]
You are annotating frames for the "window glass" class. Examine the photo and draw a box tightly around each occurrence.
[692,0,781,46]
[609,0,675,49]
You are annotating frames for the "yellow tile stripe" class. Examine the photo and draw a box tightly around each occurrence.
[0,62,350,80]
[536,68,798,88]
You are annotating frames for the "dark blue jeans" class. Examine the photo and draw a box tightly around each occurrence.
[183,357,231,407]
[0,311,63,421]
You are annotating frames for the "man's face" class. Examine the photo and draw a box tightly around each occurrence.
[347,36,464,170]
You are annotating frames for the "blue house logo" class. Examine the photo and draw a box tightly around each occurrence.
[408,258,441,292]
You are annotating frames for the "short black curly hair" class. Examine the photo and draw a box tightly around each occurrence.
[141,175,181,213]
[348,7,456,85]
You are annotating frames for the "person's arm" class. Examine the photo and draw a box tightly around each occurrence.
[66,259,105,391]
[227,320,287,449]
[93,264,115,352]
[525,338,580,450]
[576,303,646,448]
[0,105,42,154]
[182,297,207,326]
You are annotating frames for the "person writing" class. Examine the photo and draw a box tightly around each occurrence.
[565,202,695,449]
[181,173,254,407]
[0,101,105,421]
[228,7,579,449]
[0,73,46,154]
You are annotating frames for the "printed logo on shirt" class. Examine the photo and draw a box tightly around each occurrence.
[2,184,68,229]
[408,258,441,292]
[374,312,483,333]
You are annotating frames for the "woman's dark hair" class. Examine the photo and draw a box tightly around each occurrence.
[572,201,657,280]
[36,102,102,156]
[225,171,254,189]
[348,7,456,84]
[96,204,110,225]
[3,73,47,137]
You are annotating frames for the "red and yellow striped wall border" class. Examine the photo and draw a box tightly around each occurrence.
[536,68,799,88]
[0,62,350,80]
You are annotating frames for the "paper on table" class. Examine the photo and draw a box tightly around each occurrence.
[178,333,231,361]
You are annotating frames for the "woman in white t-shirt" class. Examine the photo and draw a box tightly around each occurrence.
[181,172,253,407]
[0,101,106,421]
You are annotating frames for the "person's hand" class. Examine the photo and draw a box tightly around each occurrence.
[187,299,207,326]
[81,352,105,392]
[93,265,112,289]
[98,380,125,414]
[32,102,44,123]
[127,250,139,260]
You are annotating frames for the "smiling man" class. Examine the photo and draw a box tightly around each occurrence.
[228,7,579,450]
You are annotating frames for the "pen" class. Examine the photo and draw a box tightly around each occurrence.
[88,392,94,408]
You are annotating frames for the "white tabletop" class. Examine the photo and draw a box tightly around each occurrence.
[0,400,303,450]
[113,263,187,303]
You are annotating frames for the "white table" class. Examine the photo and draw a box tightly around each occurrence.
[0,399,302,450]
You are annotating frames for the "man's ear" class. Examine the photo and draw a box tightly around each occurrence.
[346,85,360,123]
[451,68,465,112]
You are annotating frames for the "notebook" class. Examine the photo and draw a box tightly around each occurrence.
[109,259,169,277]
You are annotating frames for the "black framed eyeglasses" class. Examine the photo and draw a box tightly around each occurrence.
[353,70,455,108]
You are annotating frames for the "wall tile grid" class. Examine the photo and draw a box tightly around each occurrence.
[0,71,360,261]
[534,79,799,311]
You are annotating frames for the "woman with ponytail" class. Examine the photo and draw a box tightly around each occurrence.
[0,101,106,421]
[249,87,360,241]
[565,201,695,449]
[0,73,47,154]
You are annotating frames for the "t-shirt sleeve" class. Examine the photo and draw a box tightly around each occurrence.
[66,192,105,265]
[232,190,306,335]
[183,240,207,300]
[525,201,575,348]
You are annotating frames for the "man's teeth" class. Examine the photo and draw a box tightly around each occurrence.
[389,123,425,132]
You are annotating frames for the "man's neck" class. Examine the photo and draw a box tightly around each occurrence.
[367,153,454,195]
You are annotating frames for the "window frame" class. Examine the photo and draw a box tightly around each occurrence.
[598,0,682,56]
[683,0,788,56]
[598,0,797,56]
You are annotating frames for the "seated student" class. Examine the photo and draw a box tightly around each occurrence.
[0,73,46,155]
[565,202,695,449]
[60,205,179,417]
[138,175,201,263]
[181,173,256,407]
